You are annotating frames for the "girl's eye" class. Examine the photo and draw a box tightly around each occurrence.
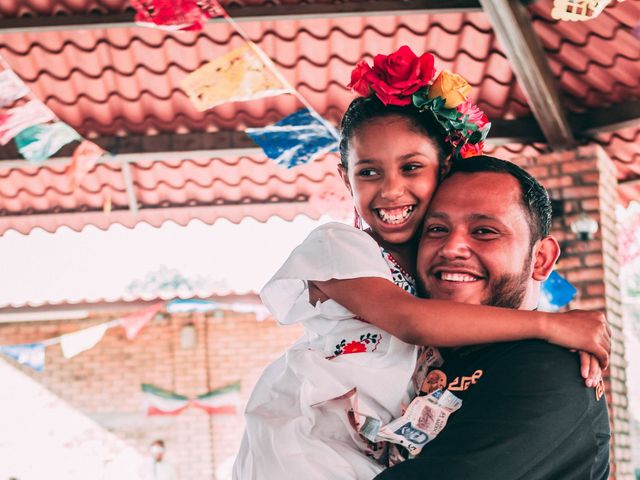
[356,168,379,177]
[402,163,424,172]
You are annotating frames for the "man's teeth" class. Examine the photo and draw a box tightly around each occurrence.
[440,272,479,282]
[376,206,414,224]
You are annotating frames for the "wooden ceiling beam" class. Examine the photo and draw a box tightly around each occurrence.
[0,1,481,34]
[480,0,576,150]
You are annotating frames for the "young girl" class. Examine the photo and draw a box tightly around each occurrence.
[233,46,610,480]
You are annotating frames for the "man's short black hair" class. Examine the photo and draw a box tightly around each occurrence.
[446,155,552,245]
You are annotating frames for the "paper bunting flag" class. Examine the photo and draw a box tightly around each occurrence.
[142,384,190,416]
[246,108,339,168]
[192,382,241,415]
[0,100,56,145]
[0,343,45,372]
[60,323,109,359]
[538,271,577,312]
[15,122,81,164]
[0,70,29,108]
[67,140,104,187]
[130,0,225,31]
[166,299,218,314]
[121,303,163,340]
[180,44,289,112]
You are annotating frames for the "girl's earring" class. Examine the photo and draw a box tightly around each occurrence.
[354,208,363,230]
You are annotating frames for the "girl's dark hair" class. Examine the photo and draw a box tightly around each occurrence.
[339,95,453,174]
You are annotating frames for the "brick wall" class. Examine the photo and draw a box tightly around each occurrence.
[0,309,303,479]
[511,144,633,479]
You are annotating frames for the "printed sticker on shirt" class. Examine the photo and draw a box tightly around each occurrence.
[448,369,484,392]
[411,346,444,392]
[420,369,448,395]
[372,389,462,455]
[595,379,605,401]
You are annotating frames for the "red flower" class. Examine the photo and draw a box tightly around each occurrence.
[456,100,489,130]
[460,141,485,159]
[348,60,374,97]
[342,341,367,354]
[349,46,436,106]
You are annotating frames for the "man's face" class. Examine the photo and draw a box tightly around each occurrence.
[417,172,538,309]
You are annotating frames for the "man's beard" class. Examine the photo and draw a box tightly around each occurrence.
[480,268,530,309]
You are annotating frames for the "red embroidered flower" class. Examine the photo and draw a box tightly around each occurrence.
[460,141,485,159]
[342,341,368,354]
[349,46,436,106]
[456,99,489,130]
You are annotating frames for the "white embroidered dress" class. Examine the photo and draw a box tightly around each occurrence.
[233,223,419,480]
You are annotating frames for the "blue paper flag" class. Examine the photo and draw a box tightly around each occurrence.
[0,343,45,372]
[15,122,81,164]
[246,109,339,168]
[166,299,219,314]
[538,271,577,312]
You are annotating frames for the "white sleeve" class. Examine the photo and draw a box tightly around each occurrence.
[260,222,392,325]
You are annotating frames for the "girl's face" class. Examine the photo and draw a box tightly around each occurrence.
[341,115,441,245]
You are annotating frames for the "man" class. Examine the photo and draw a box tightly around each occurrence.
[140,439,178,480]
[375,156,611,479]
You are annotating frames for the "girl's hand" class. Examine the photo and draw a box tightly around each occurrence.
[578,350,603,388]
[543,310,611,370]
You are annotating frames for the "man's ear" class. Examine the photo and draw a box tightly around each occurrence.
[338,164,352,195]
[531,236,561,281]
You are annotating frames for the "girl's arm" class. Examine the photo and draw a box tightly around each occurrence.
[313,277,611,369]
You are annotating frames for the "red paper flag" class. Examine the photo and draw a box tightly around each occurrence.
[121,303,163,340]
[129,0,225,31]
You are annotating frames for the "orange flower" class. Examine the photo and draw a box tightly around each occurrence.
[427,70,472,108]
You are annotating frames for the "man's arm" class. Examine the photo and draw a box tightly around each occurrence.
[374,341,610,480]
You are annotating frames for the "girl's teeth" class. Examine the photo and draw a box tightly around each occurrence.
[441,272,478,282]
[377,206,414,224]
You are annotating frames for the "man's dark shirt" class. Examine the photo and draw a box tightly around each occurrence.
[375,340,611,480]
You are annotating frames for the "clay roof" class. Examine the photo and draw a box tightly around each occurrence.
[0,0,638,235]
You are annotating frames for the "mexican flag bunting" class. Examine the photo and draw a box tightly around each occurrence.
[121,303,163,340]
[141,384,190,416]
[0,100,55,145]
[15,122,81,164]
[180,43,289,112]
[0,343,45,372]
[0,70,29,108]
[192,382,241,415]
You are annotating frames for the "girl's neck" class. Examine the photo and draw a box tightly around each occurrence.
[366,228,419,278]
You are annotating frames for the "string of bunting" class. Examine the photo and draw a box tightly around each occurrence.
[131,0,341,169]
[0,56,106,187]
[0,299,268,372]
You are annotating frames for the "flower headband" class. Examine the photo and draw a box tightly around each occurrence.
[348,45,491,159]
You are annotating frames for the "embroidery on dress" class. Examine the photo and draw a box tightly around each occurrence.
[333,332,383,356]
[380,249,417,296]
